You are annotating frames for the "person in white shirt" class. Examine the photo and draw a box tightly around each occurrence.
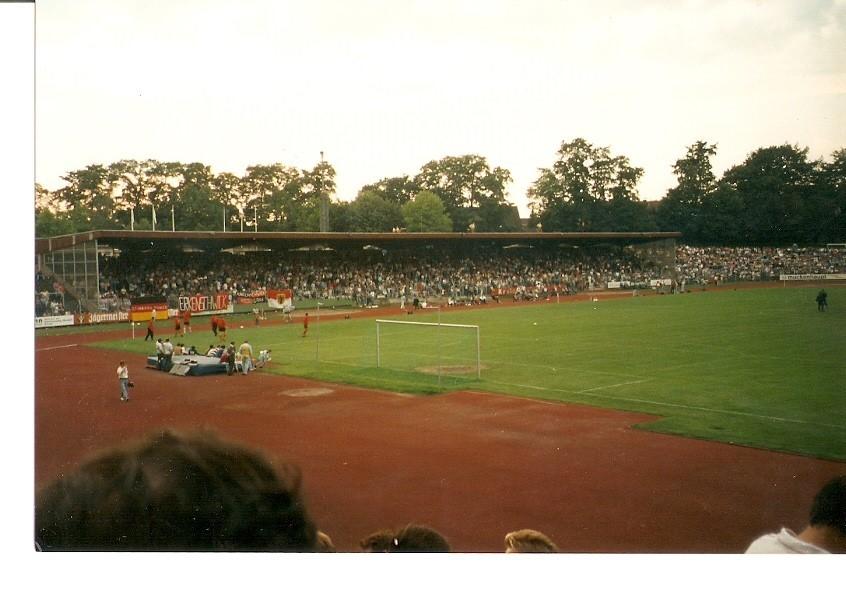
[238,340,253,375]
[162,338,174,370]
[155,338,165,369]
[746,476,846,554]
[116,360,130,402]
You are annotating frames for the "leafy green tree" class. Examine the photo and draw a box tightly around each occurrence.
[107,159,164,230]
[173,163,217,230]
[329,200,354,232]
[402,191,453,232]
[349,190,404,232]
[415,155,514,231]
[696,182,746,244]
[528,138,644,231]
[811,148,846,243]
[722,144,816,245]
[210,172,244,231]
[656,141,718,237]
[359,176,419,206]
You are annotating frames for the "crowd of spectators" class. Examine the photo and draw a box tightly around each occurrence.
[38,244,845,315]
[675,245,846,285]
[35,272,66,317]
[96,246,667,307]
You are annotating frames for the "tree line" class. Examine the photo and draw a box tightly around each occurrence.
[36,141,845,245]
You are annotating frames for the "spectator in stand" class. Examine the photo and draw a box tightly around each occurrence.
[359,523,451,552]
[746,476,846,554]
[35,430,318,551]
[504,529,559,553]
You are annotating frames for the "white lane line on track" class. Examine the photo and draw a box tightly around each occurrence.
[36,344,79,352]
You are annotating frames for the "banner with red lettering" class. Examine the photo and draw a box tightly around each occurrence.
[235,290,267,305]
[177,293,233,316]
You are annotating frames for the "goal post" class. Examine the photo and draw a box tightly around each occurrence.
[375,319,481,379]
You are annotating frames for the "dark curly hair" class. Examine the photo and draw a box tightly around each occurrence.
[35,430,317,551]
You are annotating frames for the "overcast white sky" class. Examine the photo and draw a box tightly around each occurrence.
[35,0,846,215]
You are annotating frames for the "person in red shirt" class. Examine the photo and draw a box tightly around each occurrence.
[217,317,227,342]
[144,317,155,341]
[211,316,219,338]
[174,316,182,337]
[302,312,309,337]
[182,309,192,334]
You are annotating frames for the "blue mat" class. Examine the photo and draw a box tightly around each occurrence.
[146,355,229,376]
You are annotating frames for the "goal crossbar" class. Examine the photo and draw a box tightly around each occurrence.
[375,319,480,379]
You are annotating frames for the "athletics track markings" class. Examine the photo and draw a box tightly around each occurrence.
[35,344,78,352]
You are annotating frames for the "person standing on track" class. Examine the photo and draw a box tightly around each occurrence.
[144,317,155,341]
[211,315,219,338]
[117,360,130,402]
[239,340,253,375]
[182,309,192,334]
[302,312,309,337]
[174,315,182,338]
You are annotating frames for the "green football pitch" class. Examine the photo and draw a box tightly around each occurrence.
[93,287,846,461]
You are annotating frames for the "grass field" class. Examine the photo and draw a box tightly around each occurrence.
[93,287,846,461]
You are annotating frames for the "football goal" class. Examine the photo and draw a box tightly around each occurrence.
[375,319,481,380]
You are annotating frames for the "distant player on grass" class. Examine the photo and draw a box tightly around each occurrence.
[144,317,155,341]
[174,315,182,337]
[816,289,828,312]
[182,308,192,334]
[302,312,309,337]
[746,475,846,553]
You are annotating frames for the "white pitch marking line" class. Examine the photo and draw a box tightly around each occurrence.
[485,379,846,431]
[578,379,651,393]
[35,344,79,352]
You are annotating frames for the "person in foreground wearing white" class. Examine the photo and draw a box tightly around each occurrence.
[746,475,846,553]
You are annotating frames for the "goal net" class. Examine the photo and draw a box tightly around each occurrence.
[375,319,481,380]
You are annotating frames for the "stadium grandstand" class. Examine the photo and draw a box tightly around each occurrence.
[35,230,680,321]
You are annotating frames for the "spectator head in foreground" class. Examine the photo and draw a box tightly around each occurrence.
[35,429,317,551]
[315,530,336,552]
[504,529,559,553]
[746,475,846,553]
[365,523,451,552]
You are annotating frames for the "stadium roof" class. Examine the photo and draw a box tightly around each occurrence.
[36,230,681,255]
